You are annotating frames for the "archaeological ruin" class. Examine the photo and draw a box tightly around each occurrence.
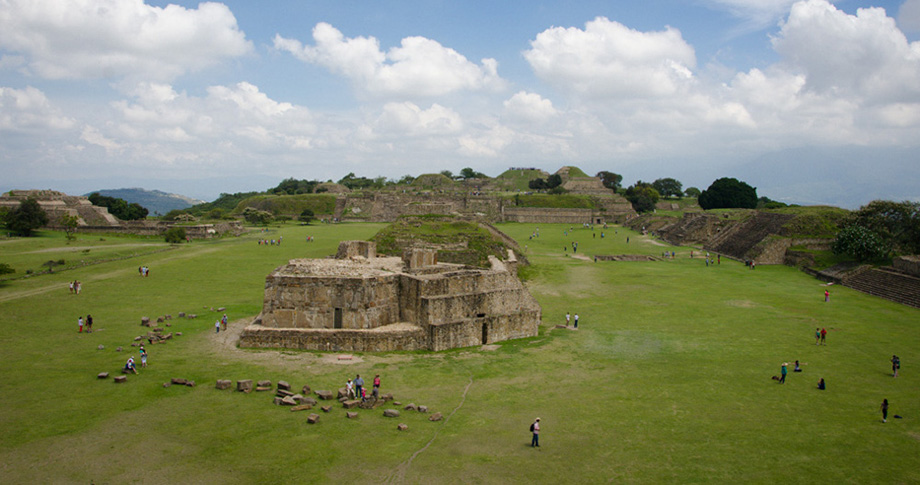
[239,241,542,352]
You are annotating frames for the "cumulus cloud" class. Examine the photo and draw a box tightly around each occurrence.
[0,85,75,132]
[274,23,505,98]
[373,102,462,136]
[524,17,696,100]
[0,0,252,81]
[503,91,557,123]
[899,0,920,32]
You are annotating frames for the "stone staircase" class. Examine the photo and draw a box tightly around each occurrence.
[842,267,920,309]
[706,212,795,260]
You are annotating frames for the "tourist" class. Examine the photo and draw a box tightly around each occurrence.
[373,374,381,399]
[221,314,228,331]
[815,328,821,345]
[215,321,220,333]
[86,314,93,333]
[124,357,138,374]
[565,312,570,326]
[794,360,802,372]
[346,378,355,399]
[574,313,579,328]
[78,315,83,333]
[817,378,826,390]
[881,399,889,423]
[361,387,367,402]
[825,289,830,302]
[531,417,540,447]
[354,374,365,400]
[75,281,81,295]
[891,355,900,378]
[69,281,74,294]
[779,363,788,384]
[140,346,148,368]
[717,254,720,264]
[820,328,827,345]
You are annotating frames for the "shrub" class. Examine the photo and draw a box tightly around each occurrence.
[832,225,887,262]
[164,227,187,244]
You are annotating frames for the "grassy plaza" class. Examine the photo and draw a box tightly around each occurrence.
[0,222,917,483]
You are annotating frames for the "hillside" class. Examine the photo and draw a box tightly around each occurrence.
[87,188,204,215]
[232,193,337,216]
[371,215,512,267]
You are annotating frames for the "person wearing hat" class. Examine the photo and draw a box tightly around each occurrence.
[530,418,540,447]
[779,363,788,384]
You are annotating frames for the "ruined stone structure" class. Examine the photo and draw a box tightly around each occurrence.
[0,190,119,226]
[240,241,542,352]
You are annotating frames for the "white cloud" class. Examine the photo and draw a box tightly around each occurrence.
[0,85,74,132]
[899,0,920,32]
[702,0,807,30]
[80,125,122,152]
[523,17,696,100]
[0,0,252,81]
[207,82,293,117]
[503,91,557,123]
[373,102,462,136]
[274,23,505,98]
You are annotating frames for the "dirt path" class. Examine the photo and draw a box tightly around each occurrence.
[385,374,474,484]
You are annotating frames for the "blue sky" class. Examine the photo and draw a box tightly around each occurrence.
[1,0,919,207]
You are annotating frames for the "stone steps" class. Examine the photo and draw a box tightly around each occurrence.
[843,268,920,309]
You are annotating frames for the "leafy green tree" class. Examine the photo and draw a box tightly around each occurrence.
[162,209,188,221]
[395,174,415,185]
[299,208,315,224]
[652,178,683,198]
[88,193,148,220]
[698,178,757,210]
[0,262,15,276]
[439,170,454,180]
[459,167,487,179]
[684,187,701,198]
[832,225,888,262]
[848,200,920,255]
[528,178,548,191]
[624,181,660,213]
[757,196,788,209]
[206,208,226,220]
[242,207,274,225]
[60,214,79,241]
[164,227,187,243]
[270,177,320,195]
[338,172,382,190]
[596,171,623,193]
[5,198,49,236]
[546,174,563,189]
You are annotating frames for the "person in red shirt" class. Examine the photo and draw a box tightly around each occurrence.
[372,374,381,399]
[820,328,827,345]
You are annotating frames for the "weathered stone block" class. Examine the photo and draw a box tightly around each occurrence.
[383,409,400,418]
[141,317,150,326]
[255,386,271,392]
[237,379,253,392]
[315,390,334,400]
[428,412,443,422]
[346,412,358,419]
[291,404,313,412]
[257,380,272,388]
[277,380,291,391]
[97,372,109,379]
[397,423,408,431]
[418,405,428,413]
[276,389,294,398]
[321,405,332,413]
[281,396,297,406]
[307,413,320,424]
[216,379,232,390]
[404,403,417,411]
[114,376,127,383]
[171,378,187,385]
[343,400,361,409]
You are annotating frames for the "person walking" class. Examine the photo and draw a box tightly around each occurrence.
[820,328,827,345]
[881,399,889,423]
[815,328,820,345]
[86,314,93,333]
[530,418,540,447]
[779,363,788,384]
[565,312,570,326]
[891,355,900,378]
[140,346,148,368]
[78,316,83,333]
[574,313,579,329]
[825,289,830,302]
[221,314,228,331]
[215,321,220,333]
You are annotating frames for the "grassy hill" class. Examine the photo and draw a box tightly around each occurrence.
[87,188,204,215]
[494,168,550,192]
[371,215,509,267]
[232,194,337,216]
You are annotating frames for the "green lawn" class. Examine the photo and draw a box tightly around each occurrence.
[0,222,917,483]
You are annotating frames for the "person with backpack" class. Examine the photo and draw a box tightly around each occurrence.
[530,418,540,447]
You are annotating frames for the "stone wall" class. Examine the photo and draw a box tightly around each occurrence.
[238,324,427,352]
[894,256,920,277]
[501,207,596,223]
[335,240,376,259]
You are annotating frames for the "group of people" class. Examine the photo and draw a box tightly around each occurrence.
[345,374,381,401]
[68,280,83,294]
[77,314,93,333]
[564,312,579,328]
[258,237,282,245]
[815,327,828,345]
[138,266,150,277]
[215,314,229,333]
[123,346,148,374]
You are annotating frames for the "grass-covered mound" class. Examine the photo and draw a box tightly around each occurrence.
[555,165,589,178]
[410,173,456,189]
[371,215,510,267]
[773,205,850,238]
[494,168,550,192]
[232,193,337,216]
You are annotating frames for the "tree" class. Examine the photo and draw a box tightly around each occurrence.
[832,225,888,262]
[0,263,15,276]
[439,170,454,180]
[546,174,563,189]
[299,208,315,224]
[848,200,920,255]
[528,178,548,191]
[60,214,79,241]
[242,207,274,225]
[459,167,487,179]
[88,193,148,220]
[652,178,683,198]
[596,171,623,193]
[5,198,49,236]
[270,177,320,195]
[698,178,757,210]
[164,227,187,244]
[624,181,660,213]
[684,187,701,198]
[42,259,65,273]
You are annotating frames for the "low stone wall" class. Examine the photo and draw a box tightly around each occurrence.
[428,310,540,351]
[239,324,427,352]
[595,254,659,262]
[501,207,596,224]
[894,256,920,277]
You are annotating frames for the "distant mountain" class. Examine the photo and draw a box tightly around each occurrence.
[85,188,205,215]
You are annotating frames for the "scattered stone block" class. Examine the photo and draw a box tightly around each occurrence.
[163,382,172,388]
[153,327,163,333]
[171,378,188,385]
[321,405,332,413]
[217,307,226,312]
[97,345,104,350]
[97,372,109,379]
[187,314,197,319]
[185,381,196,387]
[291,404,313,412]
[346,412,358,419]
[256,386,271,392]
[216,380,232,390]
[337,388,348,399]
[257,380,272,388]
[343,400,361,409]
[383,409,400,418]
[555,324,568,329]
[338,397,348,403]
[115,347,123,352]
[130,343,139,347]
[156,317,164,323]
[302,397,318,406]
[178,312,186,318]
[134,336,142,341]
[237,379,253,392]
[281,396,297,406]
[315,390,334,400]
[175,332,182,336]
[277,381,291,391]
[165,315,172,320]
[165,323,171,327]
[428,412,443,422]
[301,385,311,395]
[276,389,294,398]
[291,394,304,404]
[404,403,417,411]
[394,401,402,406]
[307,414,320,424]
[380,393,393,401]
[273,397,283,405]
[397,423,408,431]
[163,333,172,340]
[418,405,428,413]
[114,376,127,383]
[141,317,151,327]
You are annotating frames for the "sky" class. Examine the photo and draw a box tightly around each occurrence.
[1,0,919,208]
